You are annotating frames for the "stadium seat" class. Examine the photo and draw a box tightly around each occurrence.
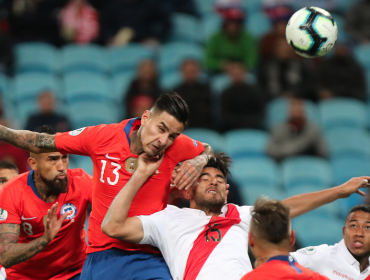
[160,72,182,91]
[354,45,370,70]
[325,128,370,159]
[338,193,367,219]
[61,44,107,74]
[171,14,203,44]
[239,185,284,206]
[332,156,370,186]
[111,72,136,107]
[202,14,222,41]
[15,42,60,74]
[183,128,225,153]
[159,42,203,74]
[107,44,155,75]
[225,129,268,159]
[210,73,257,95]
[281,156,332,190]
[64,72,112,104]
[231,157,280,191]
[366,71,370,98]
[246,12,272,38]
[245,0,262,14]
[319,98,368,131]
[194,0,218,15]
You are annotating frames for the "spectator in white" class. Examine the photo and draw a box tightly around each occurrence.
[345,0,370,44]
[267,98,327,162]
[101,153,370,280]
[291,204,370,279]
[59,0,99,44]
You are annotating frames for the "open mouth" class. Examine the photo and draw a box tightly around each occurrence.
[353,241,364,248]
[207,189,219,195]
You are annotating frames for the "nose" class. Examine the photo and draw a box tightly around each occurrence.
[56,159,66,172]
[158,133,169,146]
[356,227,365,237]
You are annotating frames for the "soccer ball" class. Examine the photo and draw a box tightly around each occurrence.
[286,7,338,58]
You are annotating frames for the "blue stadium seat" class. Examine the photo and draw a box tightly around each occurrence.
[111,72,135,107]
[15,42,60,74]
[160,72,182,91]
[231,157,280,191]
[239,185,285,206]
[61,44,107,74]
[159,42,203,74]
[332,156,370,186]
[354,45,370,70]
[246,12,272,38]
[225,129,268,159]
[281,156,332,190]
[171,14,203,43]
[183,128,225,153]
[336,0,361,14]
[107,44,155,75]
[366,71,370,98]
[339,193,367,219]
[325,128,370,159]
[293,216,343,247]
[69,155,94,175]
[202,14,221,41]
[194,0,218,15]
[210,73,257,95]
[245,0,262,14]
[64,72,112,104]
[319,98,368,131]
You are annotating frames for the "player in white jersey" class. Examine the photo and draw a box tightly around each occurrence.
[291,204,370,280]
[102,153,370,280]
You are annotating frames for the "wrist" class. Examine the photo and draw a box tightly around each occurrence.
[41,234,51,245]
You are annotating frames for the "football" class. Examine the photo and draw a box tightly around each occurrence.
[286,7,338,58]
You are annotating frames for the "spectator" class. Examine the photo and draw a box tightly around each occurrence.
[59,0,99,44]
[173,59,213,129]
[205,6,257,73]
[25,90,71,132]
[220,61,266,131]
[345,0,370,44]
[0,161,19,188]
[124,59,162,118]
[267,98,328,162]
[318,42,367,102]
[258,37,317,101]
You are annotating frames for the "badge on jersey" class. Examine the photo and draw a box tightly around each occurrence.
[0,208,8,221]
[60,203,77,219]
[125,157,138,174]
[192,139,198,147]
[69,127,86,136]
[298,246,316,255]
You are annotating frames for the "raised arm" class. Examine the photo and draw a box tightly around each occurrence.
[282,177,370,218]
[101,153,164,243]
[0,125,57,153]
[0,203,69,268]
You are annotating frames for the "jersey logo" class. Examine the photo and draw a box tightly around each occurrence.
[60,203,77,219]
[125,157,138,174]
[192,139,198,147]
[69,127,86,136]
[105,153,120,161]
[21,215,36,220]
[298,246,316,255]
[0,208,7,221]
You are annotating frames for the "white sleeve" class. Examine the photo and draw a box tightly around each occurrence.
[138,209,167,248]
[290,244,330,270]
[0,267,5,280]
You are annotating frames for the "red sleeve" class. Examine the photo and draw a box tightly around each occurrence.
[71,169,93,204]
[166,134,205,164]
[0,185,21,225]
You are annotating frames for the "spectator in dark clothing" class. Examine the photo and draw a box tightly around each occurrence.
[25,90,71,132]
[173,59,213,129]
[221,61,266,131]
[318,42,367,102]
[125,59,162,118]
[345,0,370,44]
[258,37,317,101]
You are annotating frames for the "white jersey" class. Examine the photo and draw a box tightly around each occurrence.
[138,204,253,280]
[291,239,370,280]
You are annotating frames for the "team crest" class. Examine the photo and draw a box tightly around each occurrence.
[60,203,77,219]
[0,208,8,221]
[298,246,316,255]
[125,157,138,174]
[69,127,86,136]
[192,139,198,147]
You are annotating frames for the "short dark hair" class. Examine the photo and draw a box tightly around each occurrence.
[151,93,190,128]
[251,197,291,244]
[204,153,232,179]
[37,125,55,135]
[346,204,370,220]
[0,161,19,173]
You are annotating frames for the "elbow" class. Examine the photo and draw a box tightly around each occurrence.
[101,223,120,239]
[0,259,11,269]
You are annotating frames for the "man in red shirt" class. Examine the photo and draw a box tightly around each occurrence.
[242,198,329,280]
[0,93,212,279]
[0,126,92,280]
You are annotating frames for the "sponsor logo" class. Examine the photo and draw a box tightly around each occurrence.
[0,208,7,221]
[60,203,77,219]
[332,270,354,280]
[105,153,120,161]
[21,215,36,220]
[69,127,86,136]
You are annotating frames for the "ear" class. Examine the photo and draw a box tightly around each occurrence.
[248,232,254,248]
[290,230,296,247]
[28,157,37,171]
[141,110,151,126]
[182,188,193,200]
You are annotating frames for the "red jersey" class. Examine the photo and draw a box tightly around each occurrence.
[55,118,205,254]
[0,168,92,280]
[241,255,330,280]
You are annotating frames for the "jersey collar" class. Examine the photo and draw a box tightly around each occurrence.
[123,118,141,147]
[267,255,302,273]
[182,205,229,217]
[27,170,43,200]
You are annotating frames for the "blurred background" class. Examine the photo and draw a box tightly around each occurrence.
[0,0,369,248]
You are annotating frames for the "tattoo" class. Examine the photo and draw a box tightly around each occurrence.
[0,224,48,268]
[0,125,57,153]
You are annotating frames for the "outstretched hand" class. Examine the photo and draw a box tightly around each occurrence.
[43,202,73,243]
[339,176,370,198]
[137,152,165,177]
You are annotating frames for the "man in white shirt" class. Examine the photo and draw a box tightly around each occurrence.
[291,204,370,280]
[102,153,370,280]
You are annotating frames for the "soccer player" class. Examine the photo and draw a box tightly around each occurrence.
[0,93,212,279]
[0,126,92,280]
[291,204,370,279]
[0,161,19,188]
[102,153,370,280]
[241,198,329,279]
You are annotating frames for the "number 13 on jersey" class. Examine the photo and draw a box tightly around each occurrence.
[100,160,121,185]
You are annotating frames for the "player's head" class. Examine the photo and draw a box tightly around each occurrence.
[0,161,19,188]
[248,197,294,267]
[343,204,370,259]
[28,125,69,194]
[184,153,232,212]
[139,93,190,157]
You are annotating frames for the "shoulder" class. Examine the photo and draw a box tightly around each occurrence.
[292,244,332,263]
[68,168,92,180]
[0,172,28,193]
[208,31,223,42]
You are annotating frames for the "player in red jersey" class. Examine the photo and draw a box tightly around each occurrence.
[0,161,19,189]
[0,93,212,279]
[0,126,92,280]
[242,198,329,280]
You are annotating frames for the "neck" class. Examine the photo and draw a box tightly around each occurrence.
[32,172,58,203]
[254,246,291,268]
[130,128,144,155]
[350,250,370,272]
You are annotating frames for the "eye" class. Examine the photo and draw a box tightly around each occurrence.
[350,224,357,228]
[158,126,165,132]
[366,226,370,230]
[0,180,6,185]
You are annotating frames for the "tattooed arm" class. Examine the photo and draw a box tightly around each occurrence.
[0,125,57,153]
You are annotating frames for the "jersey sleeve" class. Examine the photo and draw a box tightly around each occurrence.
[0,185,21,225]
[166,134,205,164]
[290,245,330,270]
[138,209,167,248]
